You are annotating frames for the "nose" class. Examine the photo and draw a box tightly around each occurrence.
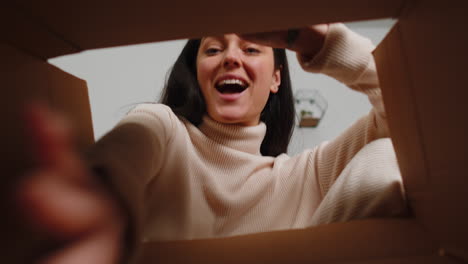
[222,48,241,69]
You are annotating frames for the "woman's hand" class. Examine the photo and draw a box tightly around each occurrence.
[15,103,126,263]
[238,24,329,59]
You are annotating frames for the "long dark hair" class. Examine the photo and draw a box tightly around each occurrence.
[160,39,295,157]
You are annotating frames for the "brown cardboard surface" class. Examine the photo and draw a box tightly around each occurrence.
[13,0,403,58]
[373,23,429,194]
[348,256,458,264]
[0,41,94,203]
[374,0,468,260]
[0,41,93,182]
[0,42,94,263]
[0,43,94,161]
[136,219,439,264]
[3,0,468,262]
[47,64,95,151]
[398,0,468,258]
[1,3,79,60]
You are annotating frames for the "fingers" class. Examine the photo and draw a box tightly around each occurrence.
[23,103,91,187]
[24,103,74,168]
[308,24,329,37]
[238,24,330,55]
[16,103,126,263]
[18,103,121,238]
[17,171,126,264]
[39,221,123,264]
[17,169,119,240]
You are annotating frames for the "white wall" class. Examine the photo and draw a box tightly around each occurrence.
[49,19,395,155]
[49,40,187,140]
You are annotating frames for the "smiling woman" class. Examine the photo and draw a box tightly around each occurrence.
[196,34,282,127]
[160,34,295,156]
[15,23,407,264]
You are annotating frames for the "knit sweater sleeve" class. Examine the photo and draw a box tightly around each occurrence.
[296,23,389,197]
[86,103,176,259]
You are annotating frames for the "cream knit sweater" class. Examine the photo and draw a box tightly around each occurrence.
[89,24,406,255]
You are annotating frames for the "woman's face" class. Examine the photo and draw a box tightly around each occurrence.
[196,34,281,126]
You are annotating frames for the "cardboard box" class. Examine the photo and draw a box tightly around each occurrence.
[374,1,468,260]
[2,0,467,263]
[0,43,94,264]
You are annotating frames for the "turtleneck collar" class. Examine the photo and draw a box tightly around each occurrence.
[198,116,266,156]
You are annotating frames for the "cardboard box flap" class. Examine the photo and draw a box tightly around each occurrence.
[0,43,93,176]
[15,0,404,58]
[135,219,439,263]
[1,3,79,60]
[374,0,468,259]
[0,42,94,263]
[4,0,468,262]
[373,23,428,193]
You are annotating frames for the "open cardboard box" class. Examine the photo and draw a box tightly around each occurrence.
[2,0,467,263]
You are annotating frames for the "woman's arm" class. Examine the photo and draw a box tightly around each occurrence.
[86,103,176,260]
[296,23,390,196]
[296,23,387,138]
[241,23,389,197]
[86,121,162,260]
[15,103,172,263]
[14,104,128,264]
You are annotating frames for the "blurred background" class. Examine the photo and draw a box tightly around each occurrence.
[49,18,396,155]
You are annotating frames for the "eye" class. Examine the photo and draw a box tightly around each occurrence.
[245,47,260,54]
[205,47,221,55]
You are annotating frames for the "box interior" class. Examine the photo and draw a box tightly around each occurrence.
[2,0,467,262]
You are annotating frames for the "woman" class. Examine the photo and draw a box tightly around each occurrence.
[17,23,407,263]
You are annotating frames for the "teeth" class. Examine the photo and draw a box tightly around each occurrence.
[217,79,246,87]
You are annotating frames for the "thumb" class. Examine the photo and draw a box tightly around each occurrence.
[19,103,120,238]
[24,103,80,173]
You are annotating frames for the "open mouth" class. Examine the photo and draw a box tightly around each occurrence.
[215,79,249,94]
